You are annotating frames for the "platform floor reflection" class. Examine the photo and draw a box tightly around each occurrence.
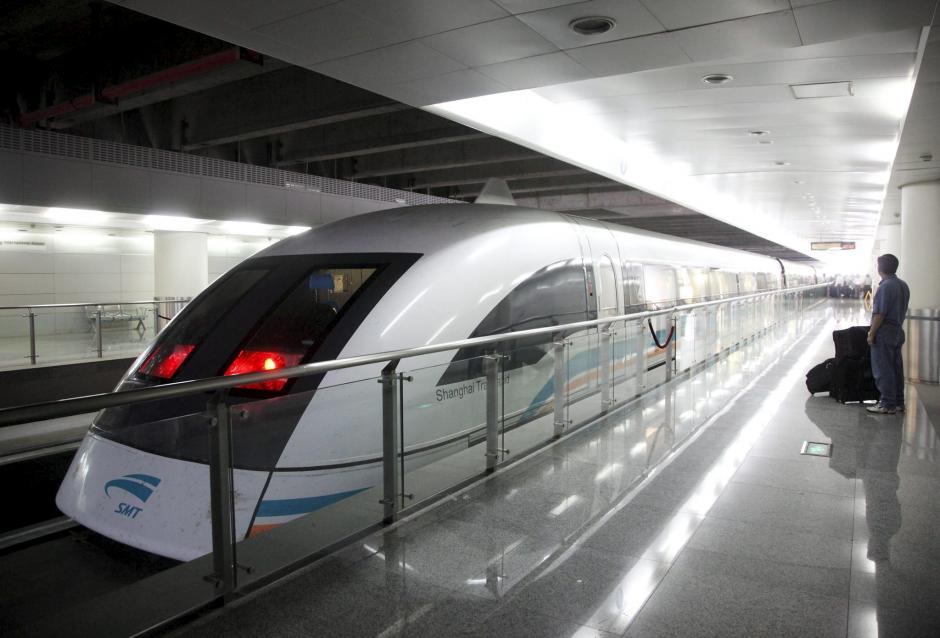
[173,299,940,638]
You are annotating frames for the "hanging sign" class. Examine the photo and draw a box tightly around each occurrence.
[811,241,855,251]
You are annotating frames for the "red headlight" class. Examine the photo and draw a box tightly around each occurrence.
[224,350,302,391]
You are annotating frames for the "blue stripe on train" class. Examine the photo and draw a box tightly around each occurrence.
[257,487,369,517]
[519,327,672,421]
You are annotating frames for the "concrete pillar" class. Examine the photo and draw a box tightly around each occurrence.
[900,180,940,308]
[154,231,208,299]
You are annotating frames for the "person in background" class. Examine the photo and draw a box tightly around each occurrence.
[862,273,873,298]
[867,254,910,415]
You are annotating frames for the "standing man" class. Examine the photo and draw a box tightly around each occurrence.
[867,254,910,415]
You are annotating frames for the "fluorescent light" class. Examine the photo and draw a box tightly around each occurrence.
[283,226,311,236]
[222,220,270,235]
[790,81,852,99]
[44,207,109,225]
[144,215,209,231]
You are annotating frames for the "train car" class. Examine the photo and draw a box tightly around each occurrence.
[57,200,817,560]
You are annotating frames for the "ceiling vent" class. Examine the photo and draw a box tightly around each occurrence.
[569,16,616,35]
[790,81,853,99]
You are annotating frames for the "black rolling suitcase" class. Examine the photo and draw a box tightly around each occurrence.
[830,357,879,403]
[832,326,870,359]
[806,358,835,395]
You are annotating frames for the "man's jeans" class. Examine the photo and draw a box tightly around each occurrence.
[871,324,905,409]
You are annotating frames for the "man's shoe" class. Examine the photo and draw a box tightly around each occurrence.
[896,405,905,413]
[867,404,896,415]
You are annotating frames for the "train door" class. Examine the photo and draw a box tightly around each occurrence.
[568,219,624,419]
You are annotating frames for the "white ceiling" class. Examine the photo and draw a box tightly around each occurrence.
[110,0,940,262]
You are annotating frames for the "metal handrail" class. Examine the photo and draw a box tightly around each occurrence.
[0,300,179,311]
[0,283,827,427]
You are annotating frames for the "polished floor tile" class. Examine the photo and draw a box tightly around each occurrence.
[172,301,940,638]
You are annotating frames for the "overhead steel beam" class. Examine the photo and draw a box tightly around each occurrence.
[279,129,487,165]
[456,176,623,199]
[406,159,587,190]
[353,138,542,179]
[176,67,409,150]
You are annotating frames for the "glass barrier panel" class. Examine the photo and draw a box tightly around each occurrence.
[31,307,86,365]
[230,374,385,588]
[609,319,640,406]
[399,355,490,507]
[0,307,30,366]
[564,329,600,427]
[675,311,695,373]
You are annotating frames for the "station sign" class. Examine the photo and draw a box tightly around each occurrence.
[810,241,856,251]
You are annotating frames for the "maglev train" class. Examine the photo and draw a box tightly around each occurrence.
[57,200,817,560]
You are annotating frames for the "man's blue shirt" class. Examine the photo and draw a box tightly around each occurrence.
[872,275,910,327]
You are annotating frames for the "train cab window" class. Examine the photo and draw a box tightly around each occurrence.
[137,268,268,381]
[642,264,677,309]
[597,255,620,318]
[223,266,379,393]
[622,262,644,311]
[438,258,588,384]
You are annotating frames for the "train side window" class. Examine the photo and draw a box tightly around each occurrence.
[597,255,619,318]
[622,262,644,310]
[642,264,677,309]
[438,258,588,384]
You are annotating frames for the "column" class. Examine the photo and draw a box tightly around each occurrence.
[154,231,208,299]
[900,180,940,308]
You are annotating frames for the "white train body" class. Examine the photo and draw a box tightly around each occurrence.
[57,204,816,560]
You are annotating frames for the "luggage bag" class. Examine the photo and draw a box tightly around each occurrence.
[829,356,879,404]
[806,357,835,395]
[832,326,870,360]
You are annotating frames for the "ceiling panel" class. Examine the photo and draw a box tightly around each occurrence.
[670,10,802,61]
[313,41,466,86]
[478,51,593,89]
[640,0,790,30]
[420,16,557,67]
[254,3,408,64]
[565,32,691,76]
[343,0,509,40]
[793,0,937,45]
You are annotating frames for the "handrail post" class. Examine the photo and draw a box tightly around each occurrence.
[207,390,237,600]
[634,320,646,396]
[552,340,568,438]
[27,309,37,365]
[96,306,103,358]
[380,361,400,524]
[600,326,612,412]
[665,313,676,382]
[484,354,500,473]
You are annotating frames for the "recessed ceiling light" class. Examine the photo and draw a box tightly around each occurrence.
[569,16,616,35]
[748,130,769,136]
[758,140,774,145]
[793,180,805,184]
[702,73,733,85]
[773,161,791,166]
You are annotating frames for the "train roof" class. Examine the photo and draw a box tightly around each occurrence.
[260,203,812,274]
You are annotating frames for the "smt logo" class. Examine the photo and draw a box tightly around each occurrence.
[104,474,162,519]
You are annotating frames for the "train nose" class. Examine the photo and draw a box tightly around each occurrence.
[56,433,269,561]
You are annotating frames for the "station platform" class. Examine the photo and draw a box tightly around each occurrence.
[168,299,940,638]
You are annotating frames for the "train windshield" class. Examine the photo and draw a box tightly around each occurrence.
[93,252,420,468]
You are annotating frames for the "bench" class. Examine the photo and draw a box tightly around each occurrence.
[86,304,148,337]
